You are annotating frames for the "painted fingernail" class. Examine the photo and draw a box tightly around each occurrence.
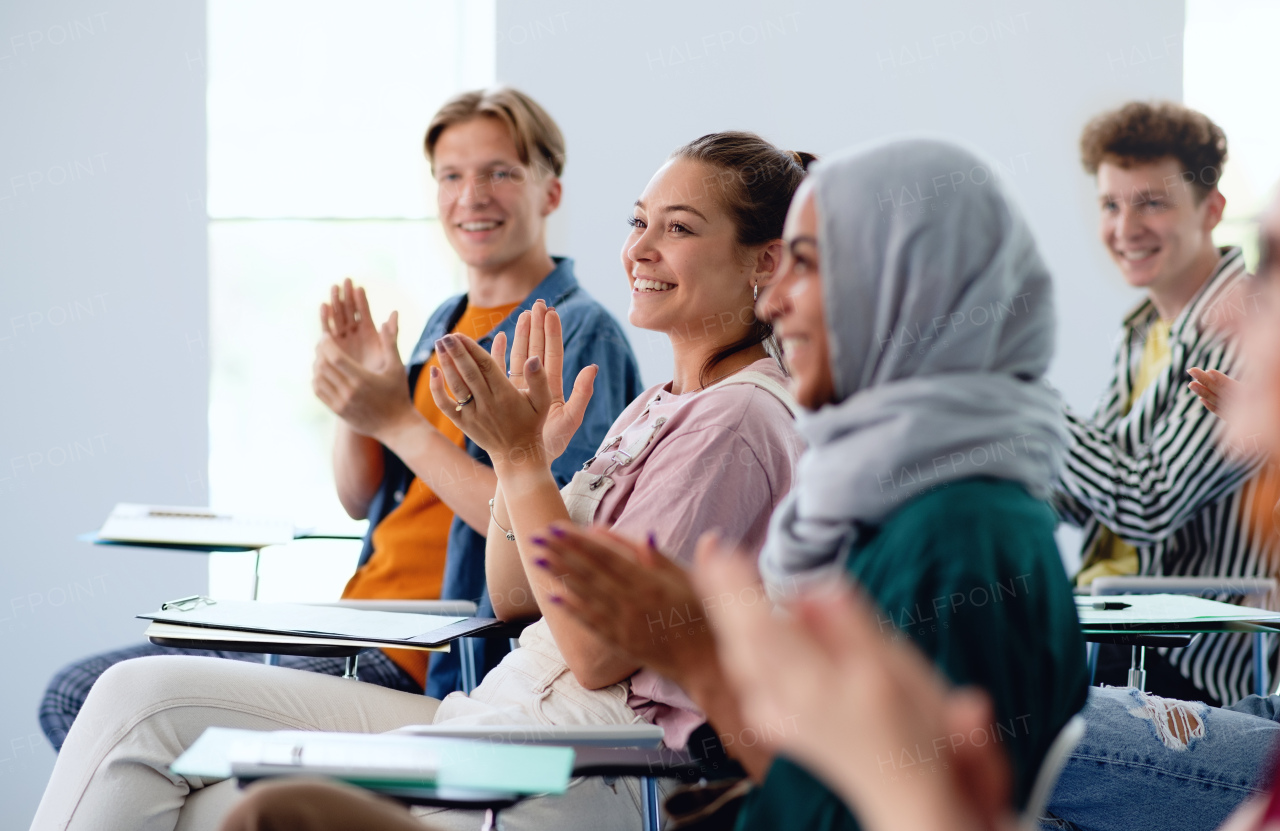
[531,536,548,547]
[647,532,658,549]
[528,356,542,372]
[548,595,564,605]
[430,366,440,378]
[441,334,456,349]
[534,557,550,568]
[549,526,567,538]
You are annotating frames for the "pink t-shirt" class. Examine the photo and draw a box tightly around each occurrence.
[581,358,802,749]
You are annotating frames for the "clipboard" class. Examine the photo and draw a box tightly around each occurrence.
[139,598,502,648]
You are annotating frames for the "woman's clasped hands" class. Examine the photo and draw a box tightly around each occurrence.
[430,299,598,472]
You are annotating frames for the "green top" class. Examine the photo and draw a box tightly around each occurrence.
[735,477,1088,831]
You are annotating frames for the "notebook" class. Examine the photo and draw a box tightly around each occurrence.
[99,503,295,548]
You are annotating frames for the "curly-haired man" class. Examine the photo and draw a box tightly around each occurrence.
[1055,100,1278,706]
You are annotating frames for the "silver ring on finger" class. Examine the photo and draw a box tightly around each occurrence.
[454,394,475,412]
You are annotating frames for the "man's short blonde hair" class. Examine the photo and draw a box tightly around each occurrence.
[424,87,566,179]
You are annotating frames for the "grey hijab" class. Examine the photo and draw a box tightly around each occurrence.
[759,138,1066,594]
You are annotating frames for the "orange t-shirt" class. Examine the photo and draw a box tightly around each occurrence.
[342,300,518,686]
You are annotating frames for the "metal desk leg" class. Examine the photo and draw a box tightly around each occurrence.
[343,654,360,680]
[1255,632,1269,697]
[459,638,478,694]
[251,549,262,601]
[1128,646,1147,691]
[1087,642,1098,686]
[263,654,280,666]
[641,776,659,831]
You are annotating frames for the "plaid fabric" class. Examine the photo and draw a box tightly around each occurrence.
[39,643,421,750]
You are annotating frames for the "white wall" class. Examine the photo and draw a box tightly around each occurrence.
[497,0,1185,573]
[0,2,208,826]
[496,0,1184,413]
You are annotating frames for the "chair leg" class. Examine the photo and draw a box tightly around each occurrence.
[1255,632,1269,697]
[1087,642,1098,685]
[459,638,478,694]
[262,654,279,666]
[641,776,660,831]
[1127,646,1147,691]
[343,654,359,680]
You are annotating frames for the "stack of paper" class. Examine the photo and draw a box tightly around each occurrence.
[100,503,295,548]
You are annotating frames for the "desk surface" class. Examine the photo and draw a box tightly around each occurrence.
[234,746,700,810]
[81,529,366,553]
[144,621,446,657]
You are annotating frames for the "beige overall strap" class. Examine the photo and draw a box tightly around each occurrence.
[709,370,798,416]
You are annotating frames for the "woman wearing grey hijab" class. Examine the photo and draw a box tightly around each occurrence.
[758,136,1070,592]
[528,138,1089,830]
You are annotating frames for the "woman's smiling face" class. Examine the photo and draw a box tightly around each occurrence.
[758,183,836,409]
[621,158,759,343]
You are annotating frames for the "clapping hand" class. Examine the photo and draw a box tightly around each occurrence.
[319,279,382,369]
[530,524,713,682]
[1188,367,1240,419]
[428,300,597,470]
[313,280,416,440]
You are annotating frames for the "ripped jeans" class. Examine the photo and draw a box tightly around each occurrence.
[1042,686,1280,831]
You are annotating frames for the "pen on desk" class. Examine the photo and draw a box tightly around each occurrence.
[1085,601,1132,610]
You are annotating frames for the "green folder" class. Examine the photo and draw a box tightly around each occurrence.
[173,727,574,795]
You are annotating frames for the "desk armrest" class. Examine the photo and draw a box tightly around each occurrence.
[391,723,665,749]
[570,746,700,778]
[316,600,479,616]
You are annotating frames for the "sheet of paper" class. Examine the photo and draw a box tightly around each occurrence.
[1077,593,1280,626]
[174,728,574,795]
[101,503,295,548]
[232,734,440,782]
[140,600,464,642]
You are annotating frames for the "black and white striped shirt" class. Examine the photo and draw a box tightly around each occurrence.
[1055,247,1278,704]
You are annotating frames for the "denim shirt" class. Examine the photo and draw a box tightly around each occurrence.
[357,257,644,698]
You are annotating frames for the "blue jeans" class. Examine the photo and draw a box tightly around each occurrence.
[1043,686,1279,831]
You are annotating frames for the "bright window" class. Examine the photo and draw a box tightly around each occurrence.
[206,1,494,600]
[1185,0,1280,267]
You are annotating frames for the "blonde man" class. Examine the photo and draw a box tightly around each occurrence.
[38,88,642,747]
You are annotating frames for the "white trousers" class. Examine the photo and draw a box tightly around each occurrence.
[30,645,669,831]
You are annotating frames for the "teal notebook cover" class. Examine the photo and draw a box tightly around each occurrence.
[173,727,574,795]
